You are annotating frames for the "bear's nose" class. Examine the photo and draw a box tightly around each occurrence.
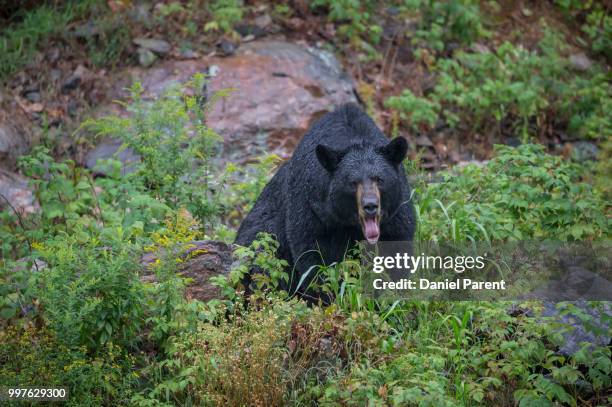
[362,198,379,216]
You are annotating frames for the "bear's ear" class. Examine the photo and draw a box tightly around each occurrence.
[379,137,408,166]
[316,144,344,172]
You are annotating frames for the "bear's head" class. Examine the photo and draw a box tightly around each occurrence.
[316,137,408,244]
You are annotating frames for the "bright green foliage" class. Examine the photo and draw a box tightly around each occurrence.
[0,2,83,79]
[320,301,611,406]
[311,0,383,57]
[312,0,485,55]
[415,144,610,241]
[387,33,611,141]
[205,0,245,33]
[403,0,488,52]
[555,0,612,58]
[34,235,144,352]
[0,146,170,260]
[0,326,138,406]
[1,71,610,406]
[385,89,440,131]
[218,232,289,298]
[82,74,230,227]
[582,9,611,58]
[18,147,101,235]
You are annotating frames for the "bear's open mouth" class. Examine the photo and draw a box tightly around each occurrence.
[361,215,380,244]
[357,180,381,244]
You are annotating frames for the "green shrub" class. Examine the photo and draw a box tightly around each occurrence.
[582,9,611,58]
[0,1,107,81]
[385,89,440,131]
[82,74,232,227]
[311,0,383,58]
[320,301,611,406]
[0,258,41,326]
[33,234,145,352]
[555,0,612,59]
[414,144,610,241]
[403,0,488,52]
[225,232,289,296]
[135,299,391,406]
[205,0,245,33]
[387,32,611,142]
[0,146,170,260]
[0,326,138,406]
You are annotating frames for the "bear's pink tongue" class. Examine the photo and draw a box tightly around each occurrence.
[364,217,380,244]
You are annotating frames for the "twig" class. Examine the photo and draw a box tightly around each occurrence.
[87,174,105,229]
[0,192,39,272]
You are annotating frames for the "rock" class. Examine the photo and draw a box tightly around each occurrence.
[50,69,62,82]
[28,103,44,113]
[24,90,41,103]
[570,141,599,162]
[86,40,357,172]
[505,136,521,147]
[46,47,60,64]
[61,76,81,94]
[217,39,238,56]
[569,53,593,72]
[541,300,611,356]
[0,106,37,170]
[415,134,433,147]
[133,37,171,55]
[235,24,267,38]
[14,258,47,273]
[179,48,197,59]
[209,41,357,157]
[61,65,88,94]
[85,138,140,176]
[137,47,157,67]
[0,169,38,215]
[254,13,272,29]
[287,17,305,31]
[141,240,234,302]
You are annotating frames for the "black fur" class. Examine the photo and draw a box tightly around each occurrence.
[235,103,416,298]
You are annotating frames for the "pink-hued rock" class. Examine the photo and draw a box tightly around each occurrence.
[85,40,357,171]
[0,105,37,171]
[0,169,38,215]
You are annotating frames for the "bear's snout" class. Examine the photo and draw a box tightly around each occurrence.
[357,180,381,244]
[363,198,378,216]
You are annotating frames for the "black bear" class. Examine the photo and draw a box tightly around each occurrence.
[235,103,415,299]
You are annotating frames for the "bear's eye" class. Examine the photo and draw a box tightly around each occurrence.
[373,176,383,185]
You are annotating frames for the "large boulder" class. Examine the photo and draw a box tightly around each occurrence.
[141,240,234,302]
[85,40,357,172]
